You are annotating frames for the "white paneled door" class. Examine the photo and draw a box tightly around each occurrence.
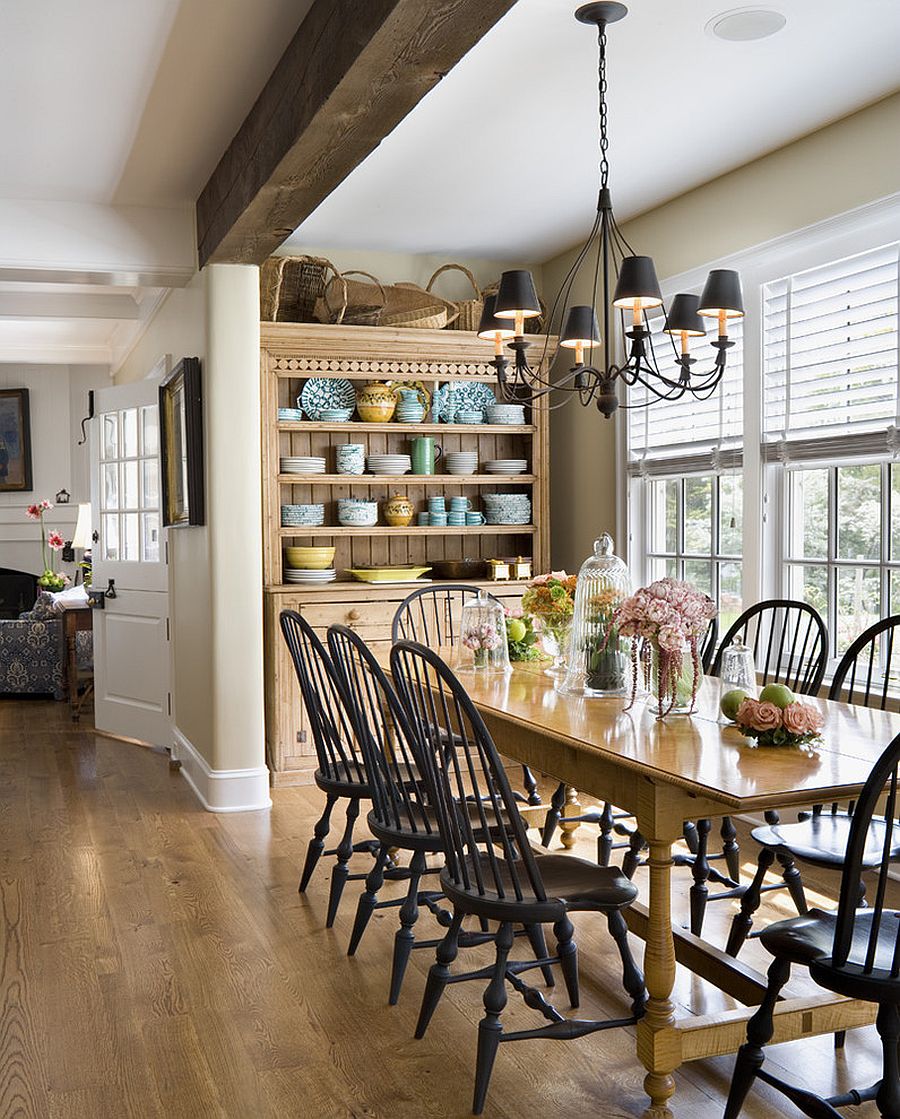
[90,379,171,745]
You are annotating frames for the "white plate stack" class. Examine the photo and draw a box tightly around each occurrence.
[366,453,412,475]
[483,493,532,525]
[483,459,528,475]
[486,403,526,425]
[280,456,327,475]
[444,451,479,475]
[283,568,337,584]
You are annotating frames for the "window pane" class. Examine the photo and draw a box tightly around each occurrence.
[665,480,678,552]
[121,408,138,458]
[102,463,118,511]
[141,405,159,457]
[718,561,742,632]
[788,469,827,559]
[141,513,160,563]
[836,566,880,654]
[102,413,118,461]
[142,460,159,509]
[684,559,712,597]
[787,564,828,620]
[892,464,900,561]
[102,513,119,561]
[121,513,139,561]
[123,460,139,509]
[837,464,881,561]
[893,570,900,615]
[719,474,742,556]
[684,476,712,555]
[649,479,677,554]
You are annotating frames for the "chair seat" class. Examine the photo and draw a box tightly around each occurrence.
[368,799,512,854]
[315,766,369,798]
[751,815,900,868]
[762,907,900,1002]
[442,852,638,923]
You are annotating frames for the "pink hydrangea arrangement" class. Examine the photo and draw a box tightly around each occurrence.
[612,577,717,717]
[734,697,824,748]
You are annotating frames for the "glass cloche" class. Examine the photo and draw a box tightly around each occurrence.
[458,591,511,674]
[558,533,631,697]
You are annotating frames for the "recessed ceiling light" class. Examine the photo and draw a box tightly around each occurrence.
[707,7,787,41]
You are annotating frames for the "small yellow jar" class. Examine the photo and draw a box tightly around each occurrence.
[383,493,415,527]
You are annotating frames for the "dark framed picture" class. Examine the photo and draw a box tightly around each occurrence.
[160,357,204,527]
[0,388,33,492]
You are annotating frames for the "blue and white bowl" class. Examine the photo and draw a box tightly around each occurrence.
[278,407,304,423]
[319,407,354,422]
[337,499,379,527]
[486,403,526,425]
[281,503,325,527]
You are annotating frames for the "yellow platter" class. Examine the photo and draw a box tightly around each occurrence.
[346,566,431,584]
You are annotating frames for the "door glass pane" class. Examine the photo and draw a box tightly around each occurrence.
[719,474,742,556]
[142,513,160,562]
[123,461,139,509]
[121,513,139,561]
[787,564,828,620]
[836,566,880,654]
[892,465,900,561]
[789,469,827,559]
[718,561,742,632]
[142,460,159,508]
[121,408,138,458]
[102,413,118,461]
[102,463,118,511]
[102,514,119,561]
[683,559,712,597]
[684,476,712,555]
[837,464,881,561]
[141,405,159,457]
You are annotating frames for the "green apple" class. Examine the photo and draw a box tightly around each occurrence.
[759,683,795,708]
[720,688,747,722]
[507,618,527,643]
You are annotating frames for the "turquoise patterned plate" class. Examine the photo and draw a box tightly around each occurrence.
[433,381,496,422]
[300,378,356,420]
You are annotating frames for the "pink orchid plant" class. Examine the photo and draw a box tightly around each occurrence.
[25,500,70,591]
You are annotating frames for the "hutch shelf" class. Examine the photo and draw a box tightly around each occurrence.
[261,321,551,785]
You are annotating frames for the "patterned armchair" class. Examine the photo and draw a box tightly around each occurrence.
[0,593,68,698]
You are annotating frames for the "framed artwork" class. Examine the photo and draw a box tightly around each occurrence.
[160,357,204,527]
[0,388,33,492]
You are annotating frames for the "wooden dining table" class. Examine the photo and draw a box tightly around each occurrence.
[419,657,900,1118]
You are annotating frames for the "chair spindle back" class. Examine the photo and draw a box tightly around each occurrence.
[392,585,499,648]
[829,615,900,712]
[711,599,827,695]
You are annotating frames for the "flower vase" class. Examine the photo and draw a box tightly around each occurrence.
[543,621,571,678]
[585,647,628,696]
[648,642,702,717]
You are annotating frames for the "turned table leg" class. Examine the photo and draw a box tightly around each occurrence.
[559,785,583,850]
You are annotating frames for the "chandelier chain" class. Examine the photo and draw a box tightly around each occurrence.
[597,26,609,188]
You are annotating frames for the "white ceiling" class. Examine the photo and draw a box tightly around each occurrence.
[289,0,900,262]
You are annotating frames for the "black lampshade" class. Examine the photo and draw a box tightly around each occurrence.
[560,305,601,349]
[663,293,705,337]
[493,269,542,320]
[476,294,515,340]
[698,269,744,318]
[612,255,663,309]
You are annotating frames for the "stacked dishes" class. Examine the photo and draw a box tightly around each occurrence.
[284,567,337,585]
[395,399,426,423]
[278,407,304,423]
[486,403,526,425]
[483,493,532,525]
[444,451,479,475]
[337,499,378,527]
[483,459,528,475]
[283,545,337,585]
[366,453,412,475]
[281,503,325,528]
[319,407,354,423]
[281,456,326,475]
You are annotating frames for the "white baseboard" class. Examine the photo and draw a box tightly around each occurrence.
[171,727,272,813]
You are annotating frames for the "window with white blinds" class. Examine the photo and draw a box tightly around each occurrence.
[763,242,900,460]
[627,313,743,474]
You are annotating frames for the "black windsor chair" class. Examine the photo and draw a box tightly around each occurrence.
[726,614,900,959]
[724,727,900,1119]
[390,640,646,1116]
[327,623,553,1004]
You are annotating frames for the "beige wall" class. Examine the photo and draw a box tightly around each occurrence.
[542,91,900,572]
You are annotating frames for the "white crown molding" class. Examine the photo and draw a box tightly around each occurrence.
[109,288,170,376]
[172,727,271,813]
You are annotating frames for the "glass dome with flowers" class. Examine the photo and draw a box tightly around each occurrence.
[558,533,631,697]
[459,591,511,673]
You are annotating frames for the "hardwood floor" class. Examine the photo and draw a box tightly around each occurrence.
[0,698,884,1117]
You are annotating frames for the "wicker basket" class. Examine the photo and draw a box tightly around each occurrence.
[260,255,342,322]
[482,279,546,334]
[316,270,386,326]
[380,283,459,330]
[426,263,484,332]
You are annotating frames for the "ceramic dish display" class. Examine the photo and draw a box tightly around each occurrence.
[432,381,496,423]
[444,452,479,475]
[277,407,304,422]
[366,454,412,475]
[280,456,327,475]
[453,409,484,424]
[485,403,526,425]
[483,459,528,474]
[337,499,378,527]
[346,566,431,584]
[318,407,354,422]
[300,377,356,420]
[284,568,337,584]
[483,493,532,525]
[284,545,335,570]
[281,503,325,527]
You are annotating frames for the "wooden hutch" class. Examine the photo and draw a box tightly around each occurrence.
[261,322,551,786]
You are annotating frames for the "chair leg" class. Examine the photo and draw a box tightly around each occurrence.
[689,818,712,936]
[389,849,426,1005]
[473,922,514,1116]
[553,913,579,1009]
[776,851,808,915]
[347,842,390,956]
[721,816,741,883]
[326,797,360,929]
[521,765,542,807]
[415,910,463,1039]
[606,908,646,1018]
[541,781,567,847]
[622,829,645,879]
[523,923,555,988]
[298,792,337,893]
[875,1003,900,1119]
[682,819,700,856]
[724,956,791,1119]
[726,848,775,958]
[598,802,615,866]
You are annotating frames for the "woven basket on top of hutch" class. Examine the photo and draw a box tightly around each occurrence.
[261,322,551,786]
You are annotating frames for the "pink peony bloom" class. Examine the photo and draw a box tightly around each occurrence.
[47,531,65,550]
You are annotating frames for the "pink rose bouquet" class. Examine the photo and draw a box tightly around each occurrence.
[612,577,717,717]
[734,696,824,748]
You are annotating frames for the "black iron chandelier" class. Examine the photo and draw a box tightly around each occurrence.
[477,1,744,419]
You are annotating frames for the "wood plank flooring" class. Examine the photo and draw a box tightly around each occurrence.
[0,698,885,1117]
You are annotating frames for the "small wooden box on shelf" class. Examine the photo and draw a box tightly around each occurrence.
[261,322,551,785]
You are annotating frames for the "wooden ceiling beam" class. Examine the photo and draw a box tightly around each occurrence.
[196,0,518,268]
